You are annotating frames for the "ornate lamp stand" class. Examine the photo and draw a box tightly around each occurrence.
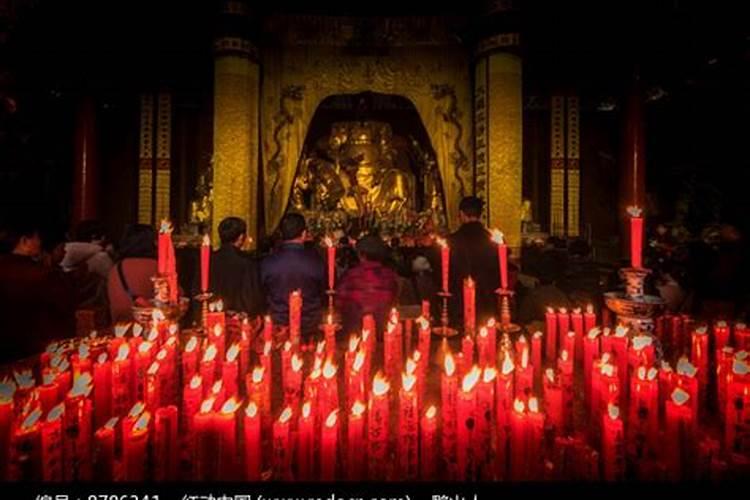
[495,288,521,334]
[432,291,458,338]
[604,267,665,335]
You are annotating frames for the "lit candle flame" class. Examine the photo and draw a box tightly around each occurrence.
[202,233,210,247]
[202,344,218,363]
[78,343,90,359]
[406,358,417,376]
[502,352,515,375]
[559,307,567,314]
[632,335,653,350]
[47,403,65,422]
[733,360,750,376]
[251,366,264,384]
[212,323,223,337]
[138,341,153,355]
[211,380,223,395]
[245,401,258,418]
[105,417,119,430]
[147,328,159,343]
[491,229,504,245]
[348,335,360,353]
[444,352,456,377]
[487,318,497,328]
[302,401,311,419]
[190,374,202,390]
[21,408,43,430]
[351,400,366,417]
[128,401,145,418]
[372,373,390,397]
[521,346,529,368]
[614,325,628,338]
[560,350,569,363]
[147,362,159,376]
[323,358,337,379]
[69,372,93,398]
[325,409,338,428]
[13,369,34,390]
[263,341,272,357]
[588,327,601,339]
[278,407,293,424]
[97,352,108,364]
[513,398,525,413]
[132,323,143,338]
[220,397,241,415]
[323,236,334,248]
[200,398,216,414]
[352,351,365,372]
[436,237,448,249]
[608,404,620,420]
[114,322,131,338]
[671,388,690,406]
[116,344,130,362]
[133,411,151,433]
[291,353,303,372]
[416,316,430,331]
[572,307,581,315]
[462,366,481,393]
[533,330,543,340]
[156,349,167,362]
[402,372,417,392]
[226,343,240,363]
[185,336,198,353]
[626,206,643,218]
[528,397,540,413]
[647,367,658,380]
[545,368,556,383]
[479,327,488,339]
[483,367,497,384]
[600,362,615,377]
[676,357,697,377]
[425,405,437,419]
[283,341,292,353]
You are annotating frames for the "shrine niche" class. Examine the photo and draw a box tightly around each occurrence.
[287,93,447,238]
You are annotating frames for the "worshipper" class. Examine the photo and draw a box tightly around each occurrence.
[207,217,263,315]
[446,196,501,326]
[260,213,325,338]
[336,235,399,334]
[60,219,113,309]
[0,218,75,365]
[107,224,158,322]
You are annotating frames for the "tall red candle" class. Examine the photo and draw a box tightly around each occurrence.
[93,417,118,481]
[691,326,709,399]
[420,405,438,480]
[627,206,643,268]
[491,229,508,290]
[9,408,43,481]
[664,387,694,480]
[463,277,476,334]
[367,374,390,480]
[243,402,261,480]
[545,307,558,362]
[222,343,240,398]
[63,373,94,481]
[181,374,202,443]
[509,398,529,481]
[92,353,111,429]
[193,398,217,480]
[346,400,366,480]
[456,366,480,480]
[725,359,750,455]
[182,336,199,383]
[461,334,475,375]
[201,233,211,293]
[0,379,14,481]
[199,344,218,394]
[111,343,133,420]
[629,366,659,456]
[526,397,545,478]
[289,290,302,343]
[583,327,601,406]
[515,344,533,399]
[321,409,339,480]
[531,331,543,389]
[611,325,630,400]
[602,404,625,480]
[272,407,293,480]
[437,237,450,292]
[40,403,64,481]
[571,307,584,362]
[543,368,564,434]
[477,367,496,477]
[216,397,241,481]
[153,405,179,481]
[584,304,597,336]
[557,308,570,353]
[713,320,730,351]
[495,353,515,480]
[123,411,151,481]
[441,352,458,479]
[324,236,336,290]
[398,372,419,480]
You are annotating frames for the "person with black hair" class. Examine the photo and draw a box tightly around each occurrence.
[260,213,325,337]
[106,224,158,322]
[60,219,114,310]
[445,196,501,326]
[336,234,399,334]
[206,217,263,315]
[0,218,75,364]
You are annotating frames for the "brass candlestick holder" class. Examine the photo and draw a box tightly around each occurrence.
[432,291,458,338]
[132,274,189,324]
[604,267,665,335]
[325,289,337,319]
[194,291,214,336]
[495,288,521,334]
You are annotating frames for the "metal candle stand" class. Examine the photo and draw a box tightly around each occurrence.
[194,291,214,336]
[603,267,665,335]
[432,291,458,338]
[495,288,521,334]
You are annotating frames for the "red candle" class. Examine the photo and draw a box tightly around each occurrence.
[485,318,498,366]
[463,277,476,334]
[629,366,659,456]
[713,320,730,351]
[243,402,261,480]
[611,325,630,399]
[181,374,202,443]
[0,379,14,480]
[144,361,161,411]
[416,316,432,363]
[461,334,475,375]
[495,353,514,480]
[558,349,574,432]
[398,372,419,480]
[491,229,508,290]
[368,373,390,480]
[629,334,655,371]
[272,407,293,480]
[208,316,226,364]
[457,366,480,480]
[199,344,218,394]
[725,359,750,455]
[531,331,543,389]
[111,343,133,419]
[91,353,111,430]
[691,326,709,399]
[557,308,570,353]
[209,380,226,410]
[133,340,154,403]
[153,405,179,481]
[260,341,272,416]
[736,322,750,351]
[515,344,533,399]
[545,307,558,362]
[346,401,366,480]
[583,327,601,406]
[526,396,545,478]
[664,388,694,480]
[437,237,450,292]
[123,410,151,481]
[262,315,273,343]
[717,347,735,421]
[441,352,458,479]
[93,417,118,481]
[289,290,302,343]
[563,330,576,363]
[201,233,211,293]
[158,219,170,275]
[216,397,241,481]
[584,304,597,336]
[476,367,496,477]
[193,397,218,480]
[384,319,401,383]
[509,398,528,481]
[543,368,564,434]
[38,371,60,416]
[627,206,643,269]
[676,357,699,427]
[9,408,43,480]
[324,236,336,290]
[182,335,199,383]
[420,405,438,480]
[63,373,94,481]
[285,353,303,409]
[222,343,240,398]
[602,404,625,480]
[321,409,339,480]
[41,403,64,481]
[571,307,584,362]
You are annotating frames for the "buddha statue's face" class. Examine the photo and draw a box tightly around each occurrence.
[343,142,380,190]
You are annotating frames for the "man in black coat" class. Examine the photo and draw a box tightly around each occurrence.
[209,217,263,316]
[446,196,501,327]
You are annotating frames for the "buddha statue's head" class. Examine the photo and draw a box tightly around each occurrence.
[336,121,393,190]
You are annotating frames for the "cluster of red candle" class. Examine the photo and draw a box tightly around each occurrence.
[2,294,749,481]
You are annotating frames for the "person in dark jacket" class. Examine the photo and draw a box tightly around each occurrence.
[0,219,75,365]
[446,196,501,327]
[260,213,325,337]
[337,235,399,334]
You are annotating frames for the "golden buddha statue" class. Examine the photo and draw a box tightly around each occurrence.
[292,121,415,218]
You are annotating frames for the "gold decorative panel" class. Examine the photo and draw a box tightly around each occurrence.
[566,96,580,237]
[550,96,565,237]
[138,94,154,225]
[155,91,171,224]
[473,58,489,226]
[212,53,260,247]
[486,52,523,252]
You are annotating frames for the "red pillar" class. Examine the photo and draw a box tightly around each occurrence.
[72,96,99,224]
[619,80,646,259]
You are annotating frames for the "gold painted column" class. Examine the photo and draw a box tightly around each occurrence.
[474,33,523,253]
[212,2,260,247]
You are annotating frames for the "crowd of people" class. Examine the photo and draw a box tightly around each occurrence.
[1,196,748,365]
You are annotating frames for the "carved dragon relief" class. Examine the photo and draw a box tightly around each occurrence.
[267,84,305,215]
[431,83,468,199]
